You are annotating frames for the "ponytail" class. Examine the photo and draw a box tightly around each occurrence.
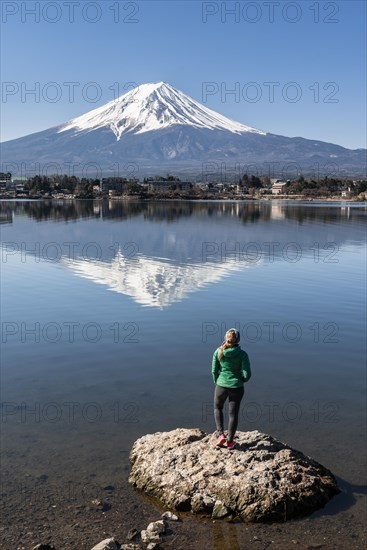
[218,341,229,360]
[218,328,240,360]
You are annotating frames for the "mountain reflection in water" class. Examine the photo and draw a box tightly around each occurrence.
[1,199,365,308]
[64,251,250,308]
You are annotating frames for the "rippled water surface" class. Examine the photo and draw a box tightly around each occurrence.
[1,199,366,547]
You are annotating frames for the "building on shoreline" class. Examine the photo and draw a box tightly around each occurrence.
[0,172,12,191]
[271,180,287,195]
[101,177,129,193]
[148,180,192,192]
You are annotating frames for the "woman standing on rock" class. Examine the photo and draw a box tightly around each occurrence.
[212,328,251,449]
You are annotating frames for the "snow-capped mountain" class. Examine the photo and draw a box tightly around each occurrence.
[1,82,365,177]
[59,82,266,138]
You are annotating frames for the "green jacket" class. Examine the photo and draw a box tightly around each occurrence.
[212,345,251,388]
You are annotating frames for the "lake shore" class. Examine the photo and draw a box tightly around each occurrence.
[1,444,367,550]
[1,451,366,550]
[0,192,365,202]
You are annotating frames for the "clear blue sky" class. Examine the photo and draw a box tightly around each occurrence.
[1,0,366,149]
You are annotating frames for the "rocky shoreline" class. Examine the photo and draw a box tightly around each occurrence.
[4,429,366,550]
[30,511,180,550]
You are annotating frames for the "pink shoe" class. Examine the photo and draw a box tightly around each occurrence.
[226,440,236,450]
[215,434,227,447]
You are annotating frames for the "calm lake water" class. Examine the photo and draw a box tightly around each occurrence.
[1,199,366,548]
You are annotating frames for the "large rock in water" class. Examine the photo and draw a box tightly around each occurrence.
[129,429,340,522]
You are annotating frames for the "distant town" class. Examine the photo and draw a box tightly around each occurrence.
[0,172,366,201]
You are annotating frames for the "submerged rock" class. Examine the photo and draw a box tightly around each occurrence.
[161,510,179,521]
[146,520,166,535]
[129,428,340,523]
[126,528,139,541]
[90,538,119,550]
[141,520,166,544]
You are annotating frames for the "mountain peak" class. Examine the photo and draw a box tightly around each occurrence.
[58,81,266,139]
[3,79,365,176]
[125,81,171,96]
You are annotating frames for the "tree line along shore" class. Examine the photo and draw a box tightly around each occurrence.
[1,173,366,201]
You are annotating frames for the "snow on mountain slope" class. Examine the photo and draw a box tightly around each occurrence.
[2,81,365,177]
[58,82,266,139]
[64,250,255,308]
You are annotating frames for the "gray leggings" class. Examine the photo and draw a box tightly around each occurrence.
[214,384,244,442]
